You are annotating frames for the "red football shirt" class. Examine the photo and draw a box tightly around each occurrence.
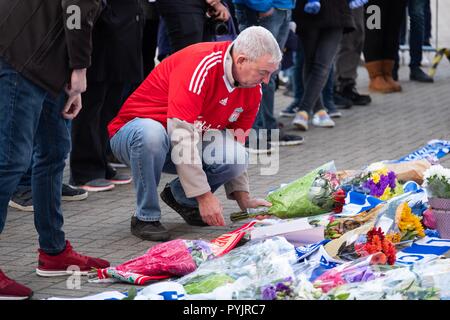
[108,41,262,139]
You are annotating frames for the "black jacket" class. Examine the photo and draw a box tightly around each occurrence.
[0,0,102,96]
[294,0,356,34]
[88,0,144,83]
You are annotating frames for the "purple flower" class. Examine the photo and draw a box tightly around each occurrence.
[387,171,397,190]
[262,285,277,300]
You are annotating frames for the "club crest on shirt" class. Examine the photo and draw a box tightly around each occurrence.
[228,107,243,123]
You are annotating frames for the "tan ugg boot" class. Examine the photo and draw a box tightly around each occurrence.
[365,61,394,93]
[382,60,402,92]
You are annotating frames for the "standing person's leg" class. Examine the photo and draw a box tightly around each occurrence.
[408,0,433,82]
[423,0,432,46]
[142,2,159,77]
[253,9,303,146]
[69,82,115,191]
[309,29,343,127]
[292,27,320,130]
[323,65,342,118]
[110,118,171,241]
[280,47,305,116]
[335,7,371,106]
[253,9,291,133]
[0,58,47,300]
[8,165,34,212]
[294,28,342,129]
[31,92,70,254]
[99,83,133,183]
[363,0,394,93]
[382,0,408,90]
[0,59,46,234]
[34,93,110,275]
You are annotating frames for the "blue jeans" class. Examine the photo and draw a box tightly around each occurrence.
[408,0,427,67]
[110,118,248,221]
[234,5,291,132]
[0,58,70,254]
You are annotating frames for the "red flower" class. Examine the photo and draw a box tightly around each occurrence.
[357,227,397,265]
[333,189,346,213]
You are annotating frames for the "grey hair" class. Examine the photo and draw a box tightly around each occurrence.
[232,26,282,64]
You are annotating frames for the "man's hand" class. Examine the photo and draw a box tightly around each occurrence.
[208,2,230,21]
[62,94,82,120]
[233,191,272,220]
[196,192,225,226]
[66,68,87,96]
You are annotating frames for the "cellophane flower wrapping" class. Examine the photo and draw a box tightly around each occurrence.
[177,237,298,299]
[96,239,217,284]
[324,258,450,300]
[265,161,339,218]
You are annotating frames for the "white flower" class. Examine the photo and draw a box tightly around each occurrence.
[423,164,450,187]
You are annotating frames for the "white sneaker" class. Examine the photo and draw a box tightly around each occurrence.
[312,110,335,128]
[292,111,309,131]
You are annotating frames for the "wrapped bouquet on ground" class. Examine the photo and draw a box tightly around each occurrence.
[231,161,345,222]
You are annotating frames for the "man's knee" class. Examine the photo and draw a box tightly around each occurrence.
[133,120,170,155]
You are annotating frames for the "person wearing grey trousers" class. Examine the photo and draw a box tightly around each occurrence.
[334,6,372,107]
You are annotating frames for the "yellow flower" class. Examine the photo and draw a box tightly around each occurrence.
[386,232,402,243]
[376,168,388,176]
[372,173,380,184]
[396,202,425,239]
[379,187,393,201]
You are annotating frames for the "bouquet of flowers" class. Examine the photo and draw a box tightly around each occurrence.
[362,167,400,201]
[94,223,256,285]
[324,259,450,300]
[423,164,450,199]
[386,202,425,243]
[177,237,298,299]
[354,227,397,265]
[230,162,344,222]
[340,164,403,201]
[324,204,383,240]
[312,254,379,294]
[261,277,296,300]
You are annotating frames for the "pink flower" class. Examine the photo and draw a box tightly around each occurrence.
[423,208,437,229]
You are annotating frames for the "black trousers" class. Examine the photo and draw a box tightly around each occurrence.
[363,0,408,62]
[156,0,212,54]
[70,82,134,185]
[299,27,343,114]
[142,17,159,77]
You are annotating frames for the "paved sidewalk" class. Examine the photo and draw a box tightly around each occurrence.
[2,27,450,300]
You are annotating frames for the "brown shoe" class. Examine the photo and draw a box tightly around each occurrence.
[382,60,402,92]
[365,61,394,93]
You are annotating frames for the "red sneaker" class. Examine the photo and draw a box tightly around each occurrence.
[36,241,110,277]
[0,269,33,300]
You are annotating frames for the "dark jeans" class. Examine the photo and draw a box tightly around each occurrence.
[156,0,211,54]
[70,82,134,185]
[363,0,408,62]
[408,0,428,67]
[0,58,68,254]
[234,4,291,132]
[424,0,431,45]
[285,49,337,114]
[298,27,343,115]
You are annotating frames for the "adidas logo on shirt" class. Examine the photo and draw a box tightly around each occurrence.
[219,97,228,106]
